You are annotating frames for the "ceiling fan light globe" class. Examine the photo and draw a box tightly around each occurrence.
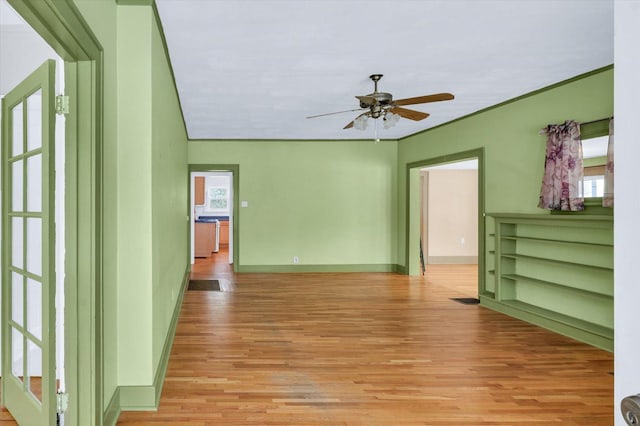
[354,115,368,130]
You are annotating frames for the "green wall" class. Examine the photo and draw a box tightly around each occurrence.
[74,0,189,413]
[150,9,189,376]
[397,68,614,270]
[188,140,398,270]
[116,4,153,386]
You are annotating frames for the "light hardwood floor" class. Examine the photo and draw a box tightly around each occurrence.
[0,252,614,424]
[117,252,613,425]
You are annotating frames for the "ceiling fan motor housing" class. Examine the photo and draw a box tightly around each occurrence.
[359,92,393,108]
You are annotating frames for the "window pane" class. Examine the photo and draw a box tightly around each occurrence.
[27,89,42,151]
[596,178,605,197]
[12,273,24,326]
[12,217,23,269]
[208,187,229,210]
[27,154,42,212]
[12,102,23,157]
[210,199,228,209]
[583,176,605,198]
[26,218,42,276]
[27,278,42,341]
[12,160,23,212]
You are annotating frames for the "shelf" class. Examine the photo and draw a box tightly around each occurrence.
[500,235,612,248]
[501,274,612,299]
[501,252,612,271]
[486,213,614,351]
[487,213,613,223]
[500,299,613,340]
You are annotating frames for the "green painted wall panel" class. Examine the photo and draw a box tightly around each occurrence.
[116,5,153,385]
[73,0,189,411]
[188,140,398,267]
[150,9,189,374]
[397,68,614,267]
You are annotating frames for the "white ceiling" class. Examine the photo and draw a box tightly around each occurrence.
[0,0,59,97]
[155,0,613,141]
[0,0,26,26]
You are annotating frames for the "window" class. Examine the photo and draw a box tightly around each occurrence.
[583,175,604,198]
[207,186,229,212]
[581,135,608,199]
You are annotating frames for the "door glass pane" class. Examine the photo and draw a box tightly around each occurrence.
[11,327,24,382]
[27,339,43,403]
[12,217,23,269]
[26,218,42,276]
[12,102,23,157]
[12,273,24,326]
[12,160,23,212]
[27,154,42,212]
[27,278,42,341]
[26,90,42,151]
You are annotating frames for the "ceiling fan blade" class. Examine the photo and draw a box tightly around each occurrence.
[356,95,377,106]
[390,107,430,121]
[306,108,365,119]
[393,93,454,106]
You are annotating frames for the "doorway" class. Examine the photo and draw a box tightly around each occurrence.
[1,3,66,423]
[1,0,104,424]
[406,148,485,298]
[188,164,240,279]
[190,171,233,269]
[420,159,478,297]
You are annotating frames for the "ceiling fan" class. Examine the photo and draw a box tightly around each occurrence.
[306,74,454,130]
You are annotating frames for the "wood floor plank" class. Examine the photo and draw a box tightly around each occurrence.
[118,256,613,425]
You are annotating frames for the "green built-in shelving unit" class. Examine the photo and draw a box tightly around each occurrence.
[482,213,613,351]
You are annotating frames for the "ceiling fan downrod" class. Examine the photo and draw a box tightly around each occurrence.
[369,74,383,93]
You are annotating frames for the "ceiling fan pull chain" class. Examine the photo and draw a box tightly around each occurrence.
[374,118,380,143]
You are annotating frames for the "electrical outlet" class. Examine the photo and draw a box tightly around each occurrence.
[460,237,465,245]
[293,256,299,264]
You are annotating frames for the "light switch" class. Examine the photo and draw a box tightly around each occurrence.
[241,200,248,208]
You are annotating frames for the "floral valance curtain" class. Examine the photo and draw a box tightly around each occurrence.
[603,118,614,207]
[538,120,584,211]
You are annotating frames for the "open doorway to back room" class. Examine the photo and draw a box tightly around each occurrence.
[190,169,236,281]
[420,159,478,298]
[407,149,484,301]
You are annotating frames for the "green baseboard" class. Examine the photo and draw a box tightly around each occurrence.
[103,387,121,426]
[104,268,190,423]
[479,296,613,352]
[427,256,478,264]
[236,263,400,273]
[394,264,407,274]
[118,385,157,411]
